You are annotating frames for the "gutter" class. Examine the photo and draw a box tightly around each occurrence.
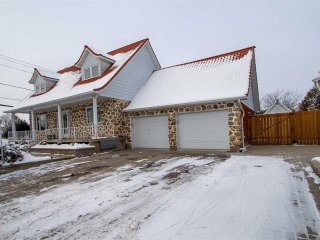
[238,99,246,152]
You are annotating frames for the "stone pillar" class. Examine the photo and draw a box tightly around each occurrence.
[11,113,16,140]
[57,104,62,140]
[31,110,36,140]
[92,96,98,138]
[168,109,177,150]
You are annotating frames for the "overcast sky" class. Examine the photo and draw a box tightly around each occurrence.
[0,0,319,120]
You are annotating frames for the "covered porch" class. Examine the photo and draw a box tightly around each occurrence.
[8,95,126,146]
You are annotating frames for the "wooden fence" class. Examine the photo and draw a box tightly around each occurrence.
[248,110,320,145]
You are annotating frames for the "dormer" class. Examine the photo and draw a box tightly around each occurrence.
[29,68,60,94]
[74,45,115,80]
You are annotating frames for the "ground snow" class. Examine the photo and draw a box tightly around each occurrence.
[0,155,319,239]
[313,157,320,164]
[32,143,94,149]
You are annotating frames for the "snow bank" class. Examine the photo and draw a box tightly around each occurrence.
[313,157,320,164]
[32,143,94,149]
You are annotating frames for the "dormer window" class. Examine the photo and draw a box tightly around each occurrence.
[34,82,46,94]
[83,65,100,80]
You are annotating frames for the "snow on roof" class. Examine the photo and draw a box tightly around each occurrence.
[8,39,148,112]
[36,69,60,80]
[29,68,60,84]
[264,101,292,114]
[86,45,115,61]
[125,47,255,111]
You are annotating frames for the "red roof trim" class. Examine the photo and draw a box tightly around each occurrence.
[93,39,149,92]
[161,46,255,70]
[108,38,149,56]
[57,66,80,74]
[30,82,57,97]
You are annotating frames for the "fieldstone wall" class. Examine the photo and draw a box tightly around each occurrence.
[125,101,243,152]
[33,97,130,139]
[32,98,243,151]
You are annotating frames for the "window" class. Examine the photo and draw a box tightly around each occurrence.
[36,114,47,130]
[34,82,46,94]
[35,84,40,93]
[84,68,91,80]
[83,65,100,80]
[86,107,101,124]
[92,65,99,77]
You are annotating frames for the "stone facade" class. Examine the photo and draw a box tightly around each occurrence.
[33,97,130,140]
[125,101,243,152]
[33,98,243,152]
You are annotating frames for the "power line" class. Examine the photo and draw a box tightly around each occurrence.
[0,63,32,74]
[0,96,22,101]
[0,82,33,91]
[0,53,55,72]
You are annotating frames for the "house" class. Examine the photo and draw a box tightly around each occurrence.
[264,100,292,114]
[5,38,260,152]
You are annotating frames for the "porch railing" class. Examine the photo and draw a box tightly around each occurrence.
[8,124,116,144]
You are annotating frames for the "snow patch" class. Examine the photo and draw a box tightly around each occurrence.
[32,143,94,149]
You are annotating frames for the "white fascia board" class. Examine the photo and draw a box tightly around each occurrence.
[4,92,95,113]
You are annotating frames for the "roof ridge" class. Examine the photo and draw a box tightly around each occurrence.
[108,38,149,55]
[161,46,255,70]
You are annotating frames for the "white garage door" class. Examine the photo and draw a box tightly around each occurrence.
[132,116,169,149]
[177,110,229,150]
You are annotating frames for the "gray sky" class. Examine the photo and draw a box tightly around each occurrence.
[0,0,319,119]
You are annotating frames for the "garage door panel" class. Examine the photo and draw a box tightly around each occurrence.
[132,116,169,149]
[178,111,229,150]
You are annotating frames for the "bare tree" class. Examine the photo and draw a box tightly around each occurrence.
[260,89,302,110]
[0,114,11,129]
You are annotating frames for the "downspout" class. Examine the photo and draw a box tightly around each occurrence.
[238,99,246,152]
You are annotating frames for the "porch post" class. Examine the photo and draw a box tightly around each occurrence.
[57,104,62,140]
[93,96,98,138]
[31,110,36,140]
[11,113,16,140]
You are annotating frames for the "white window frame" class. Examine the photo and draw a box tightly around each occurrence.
[34,80,47,94]
[82,64,100,80]
[85,106,101,124]
[36,114,47,131]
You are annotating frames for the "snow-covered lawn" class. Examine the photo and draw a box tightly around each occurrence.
[1,152,52,166]
[0,155,319,239]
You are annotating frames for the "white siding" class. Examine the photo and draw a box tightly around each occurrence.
[33,75,56,93]
[99,45,157,100]
[81,53,112,77]
[242,57,260,112]
[100,60,111,73]
[132,116,169,149]
[82,53,100,69]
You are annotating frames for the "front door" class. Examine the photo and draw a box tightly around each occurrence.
[62,111,69,138]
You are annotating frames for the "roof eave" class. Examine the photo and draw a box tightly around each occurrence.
[123,96,247,112]
[4,91,95,113]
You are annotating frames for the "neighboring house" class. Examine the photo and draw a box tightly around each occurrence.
[264,100,292,114]
[5,38,260,151]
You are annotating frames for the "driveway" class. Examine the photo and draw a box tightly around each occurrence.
[0,147,319,239]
